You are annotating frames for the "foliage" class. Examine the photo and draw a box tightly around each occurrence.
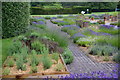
[46,29,68,47]
[16,55,26,71]
[44,16,51,19]
[7,58,14,67]
[30,32,40,38]
[30,64,37,73]
[21,46,28,63]
[31,39,49,54]
[52,53,59,62]
[42,54,52,70]
[55,63,63,71]
[61,27,70,32]
[110,22,120,27]
[113,52,120,63]
[43,3,63,10]
[58,22,70,26]
[2,68,10,75]
[2,2,30,38]
[17,35,26,41]
[35,24,46,29]
[30,50,39,66]
[76,37,96,47]
[95,35,119,49]
[67,29,78,36]
[98,27,119,35]
[62,48,74,64]
[63,18,76,25]
[32,22,46,29]
[22,65,27,71]
[31,40,45,52]
[8,41,22,56]
[90,44,118,56]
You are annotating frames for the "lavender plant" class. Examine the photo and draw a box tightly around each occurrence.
[62,48,73,64]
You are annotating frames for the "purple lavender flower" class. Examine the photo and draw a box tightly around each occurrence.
[88,29,99,35]
[88,29,111,36]
[32,21,37,24]
[100,24,116,29]
[54,20,66,23]
[99,32,111,36]
[63,25,80,28]
[71,32,85,39]
[51,17,57,19]
[38,21,45,25]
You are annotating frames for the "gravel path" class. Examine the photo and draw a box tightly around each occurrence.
[45,20,118,75]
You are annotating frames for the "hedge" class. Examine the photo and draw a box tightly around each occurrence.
[31,6,91,15]
[2,2,30,38]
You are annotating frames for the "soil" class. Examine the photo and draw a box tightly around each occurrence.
[79,46,115,63]
[3,54,66,76]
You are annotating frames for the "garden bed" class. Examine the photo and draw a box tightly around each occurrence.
[1,54,69,78]
[79,46,116,63]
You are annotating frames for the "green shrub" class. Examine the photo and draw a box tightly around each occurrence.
[62,48,73,64]
[51,20,58,24]
[18,35,25,41]
[30,64,37,73]
[30,32,40,38]
[76,37,96,47]
[45,16,51,19]
[35,24,46,29]
[98,28,119,35]
[58,22,70,26]
[55,63,63,71]
[7,58,14,67]
[16,55,23,70]
[30,18,38,25]
[90,44,118,56]
[8,41,22,56]
[110,22,120,27]
[57,15,63,18]
[30,51,39,66]
[2,2,30,38]
[21,46,28,63]
[2,68,10,75]
[63,18,76,25]
[67,29,78,36]
[52,53,59,62]
[13,53,19,61]
[113,51,120,63]
[95,35,119,48]
[61,27,70,32]
[31,40,44,51]
[16,55,26,71]
[46,29,68,47]
[42,55,52,70]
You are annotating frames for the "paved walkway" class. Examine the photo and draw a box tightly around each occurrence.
[45,20,118,75]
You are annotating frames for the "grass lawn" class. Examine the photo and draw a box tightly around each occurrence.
[31,14,69,17]
[89,11,119,15]
[0,38,14,65]
[31,11,119,17]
